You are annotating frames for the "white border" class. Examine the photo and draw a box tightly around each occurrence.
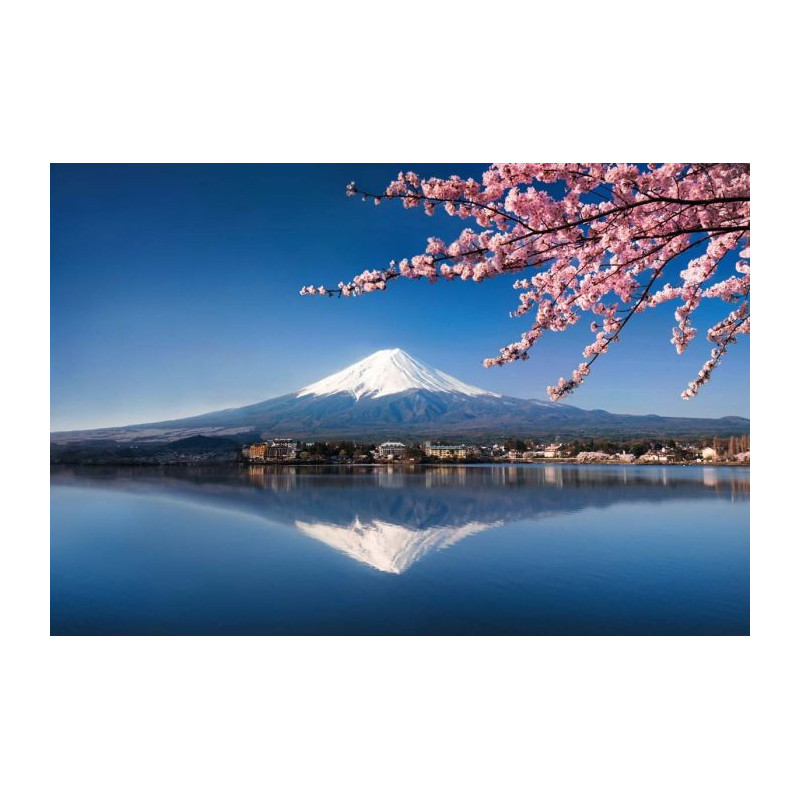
[3,1,793,797]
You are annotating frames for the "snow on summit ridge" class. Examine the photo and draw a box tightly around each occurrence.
[297,348,501,400]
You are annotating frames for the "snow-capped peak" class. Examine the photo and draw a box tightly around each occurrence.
[297,348,500,400]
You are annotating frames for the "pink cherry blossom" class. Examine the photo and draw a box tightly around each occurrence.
[303,164,749,401]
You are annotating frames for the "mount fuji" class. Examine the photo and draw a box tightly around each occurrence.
[297,348,500,401]
[51,348,749,444]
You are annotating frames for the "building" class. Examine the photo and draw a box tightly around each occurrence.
[267,438,297,460]
[504,449,541,462]
[543,444,561,459]
[244,438,296,461]
[639,451,670,463]
[424,442,468,459]
[248,442,268,461]
[522,449,545,459]
[377,442,406,459]
[701,447,717,461]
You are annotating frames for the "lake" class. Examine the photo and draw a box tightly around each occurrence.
[50,463,749,635]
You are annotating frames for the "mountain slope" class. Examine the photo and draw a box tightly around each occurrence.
[51,348,750,442]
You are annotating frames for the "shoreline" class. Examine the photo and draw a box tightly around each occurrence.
[50,459,750,469]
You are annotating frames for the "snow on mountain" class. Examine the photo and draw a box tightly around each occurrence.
[297,348,500,400]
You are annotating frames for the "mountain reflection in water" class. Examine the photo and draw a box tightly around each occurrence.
[50,464,749,574]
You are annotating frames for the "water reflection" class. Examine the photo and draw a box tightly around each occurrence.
[51,464,749,574]
[703,468,719,488]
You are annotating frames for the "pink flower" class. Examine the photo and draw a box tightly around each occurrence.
[304,163,749,401]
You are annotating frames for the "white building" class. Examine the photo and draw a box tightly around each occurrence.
[639,451,669,463]
[267,438,297,460]
[701,447,717,461]
[424,442,468,459]
[378,442,406,459]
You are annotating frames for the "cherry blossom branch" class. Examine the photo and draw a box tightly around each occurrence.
[499,234,722,398]
[682,301,750,399]
[301,163,750,401]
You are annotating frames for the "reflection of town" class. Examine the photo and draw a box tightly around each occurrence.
[51,464,749,574]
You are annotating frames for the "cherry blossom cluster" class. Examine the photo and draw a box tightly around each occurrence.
[681,301,750,399]
[304,164,749,400]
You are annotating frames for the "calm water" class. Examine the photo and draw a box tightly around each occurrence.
[50,464,749,635]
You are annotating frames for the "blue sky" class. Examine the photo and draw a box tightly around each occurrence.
[51,163,750,430]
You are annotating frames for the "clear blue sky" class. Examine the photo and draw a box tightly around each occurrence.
[51,163,750,430]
